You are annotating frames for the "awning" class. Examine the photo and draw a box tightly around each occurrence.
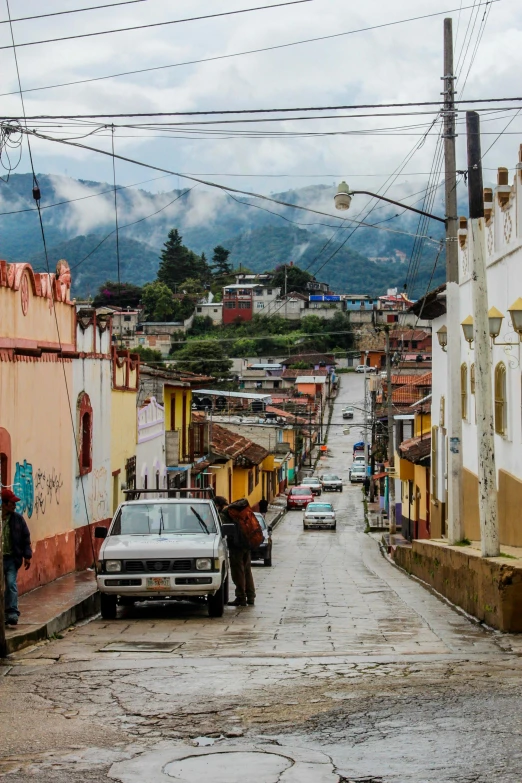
[373,471,387,479]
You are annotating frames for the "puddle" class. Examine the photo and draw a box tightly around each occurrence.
[99,641,183,653]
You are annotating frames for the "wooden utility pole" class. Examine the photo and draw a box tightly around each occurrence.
[466,111,499,557]
[443,17,464,544]
[385,327,396,534]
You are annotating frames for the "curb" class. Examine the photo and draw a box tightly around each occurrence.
[6,590,100,655]
[268,508,285,530]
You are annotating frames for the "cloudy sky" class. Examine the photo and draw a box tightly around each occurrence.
[0,0,520,209]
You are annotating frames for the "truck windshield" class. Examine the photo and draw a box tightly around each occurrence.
[111,503,217,535]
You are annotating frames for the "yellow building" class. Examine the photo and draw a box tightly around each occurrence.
[209,423,269,509]
[111,350,139,511]
[396,402,432,541]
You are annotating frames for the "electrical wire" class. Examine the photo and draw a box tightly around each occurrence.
[0,0,156,25]
[4,0,98,572]
[0,0,501,98]
[0,1,313,51]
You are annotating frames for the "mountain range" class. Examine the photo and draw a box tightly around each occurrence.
[0,173,446,298]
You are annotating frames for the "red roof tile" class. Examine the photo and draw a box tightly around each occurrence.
[210,423,268,467]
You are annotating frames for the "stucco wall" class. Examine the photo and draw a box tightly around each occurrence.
[111,389,138,510]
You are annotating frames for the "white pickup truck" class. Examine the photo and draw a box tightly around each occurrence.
[95,491,230,619]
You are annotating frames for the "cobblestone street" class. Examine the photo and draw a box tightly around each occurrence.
[1,375,522,783]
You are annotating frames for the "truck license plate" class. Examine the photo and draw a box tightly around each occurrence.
[146,577,170,590]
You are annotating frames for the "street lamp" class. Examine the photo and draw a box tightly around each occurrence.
[508,298,522,337]
[436,325,448,352]
[488,307,504,340]
[461,315,474,346]
[334,182,446,223]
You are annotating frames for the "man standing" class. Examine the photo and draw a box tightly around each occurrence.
[2,489,32,627]
[214,496,256,608]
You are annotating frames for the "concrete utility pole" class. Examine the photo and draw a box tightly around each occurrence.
[443,17,464,544]
[363,352,368,476]
[466,111,499,558]
[0,500,6,657]
[385,327,396,534]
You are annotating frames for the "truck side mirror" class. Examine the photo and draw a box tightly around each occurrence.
[94,526,108,539]
[221,522,236,538]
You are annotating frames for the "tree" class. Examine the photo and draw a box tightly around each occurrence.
[272,264,313,295]
[178,277,205,296]
[212,245,232,278]
[92,280,143,308]
[174,341,232,377]
[157,229,208,291]
[230,338,257,357]
[142,281,176,321]
[133,346,163,364]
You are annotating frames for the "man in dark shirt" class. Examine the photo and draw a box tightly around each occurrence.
[2,489,32,626]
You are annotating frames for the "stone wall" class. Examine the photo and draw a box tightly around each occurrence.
[394,539,522,632]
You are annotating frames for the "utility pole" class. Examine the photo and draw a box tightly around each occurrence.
[284,264,288,320]
[369,385,377,502]
[385,327,396,534]
[363,352,368,477]
[466,111,499,557]
[443,17,464,544]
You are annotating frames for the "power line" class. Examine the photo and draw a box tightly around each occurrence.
[5,95,522,121]
[11,125,444,245]
[0,0,501,97]
[0,0,155,25]
[0,0,312,51]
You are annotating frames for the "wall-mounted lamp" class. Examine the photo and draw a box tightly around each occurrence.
[508,298,522,337]
[461,315,474,347]
[436,325,448,352]
[488,306,504,340]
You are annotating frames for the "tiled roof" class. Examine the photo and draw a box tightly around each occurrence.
[265,405,309,425]
[280,352,336,366]
[399,434,431,464]
[210,423,268,467]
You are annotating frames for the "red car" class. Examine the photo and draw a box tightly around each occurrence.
[287,486,314,510]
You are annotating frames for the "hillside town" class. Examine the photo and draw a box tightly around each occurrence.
[1,3,522,782]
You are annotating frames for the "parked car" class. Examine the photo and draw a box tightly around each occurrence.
[349,464,367,483]
[299,476,323,496]
[342,406,354,419]
[252,512,273,567]
[352,455,366,466]
[303,502,337,530]
[319,473,343,492]
[95,494,229,620]
[287,486,314,510]
[355,365,369,373]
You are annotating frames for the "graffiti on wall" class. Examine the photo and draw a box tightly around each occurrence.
[88,466,108,522]
[13,460,63,519]
[13,460,33,517]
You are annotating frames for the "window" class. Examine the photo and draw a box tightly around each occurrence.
[256,302,265,309]
[248,470,254,495]
[255,381,263,389]
[239,301,251,309]
[225,301,236,309]
[267,288,272,295]
[461,363,468,420]
[125,456,136,490]
[431,426,438,501]
[495,362,507,435]
[197,307,202,313]
[124,315,131,322]
[77,392,93,476]
[273,380,280,388]
[411,341,418,349]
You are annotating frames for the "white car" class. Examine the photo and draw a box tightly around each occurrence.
[319,473,343,492]
[355,365,370,373]
[342,406,354,419]
[299,476,322,496]
[303,502,337,530]
[95,496,229,619]
[353,455,366,466]
[349,464,367,483]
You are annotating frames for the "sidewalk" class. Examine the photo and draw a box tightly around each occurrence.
[4,570,99,656]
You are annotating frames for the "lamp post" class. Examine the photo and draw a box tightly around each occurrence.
[335,186,444,537]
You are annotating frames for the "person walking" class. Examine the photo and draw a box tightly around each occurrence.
[214,496,256,608]
[259,497,269,515]
[2,488,32,626]
[363,476,371,497]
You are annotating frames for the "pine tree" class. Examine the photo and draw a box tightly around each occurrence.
[212,245,232,278]
[157,229,195,291]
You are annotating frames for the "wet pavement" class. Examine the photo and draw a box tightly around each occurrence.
[2,374,522,782]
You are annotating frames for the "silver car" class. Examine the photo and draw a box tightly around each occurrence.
[303,502,337,530]
[349,464,367,483]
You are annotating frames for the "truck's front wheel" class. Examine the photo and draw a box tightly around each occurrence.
[100,593,117,620]
[208,576,227,618]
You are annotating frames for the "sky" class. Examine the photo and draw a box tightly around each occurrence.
[0,0,521,210]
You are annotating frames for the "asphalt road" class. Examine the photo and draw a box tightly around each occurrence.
[1,374,522,783]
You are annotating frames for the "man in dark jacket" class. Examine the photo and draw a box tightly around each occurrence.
[2,488,32,626]
[214,496,255,608]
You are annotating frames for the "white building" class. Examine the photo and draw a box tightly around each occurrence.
[136,396,167,492]
[427,153,522,547]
